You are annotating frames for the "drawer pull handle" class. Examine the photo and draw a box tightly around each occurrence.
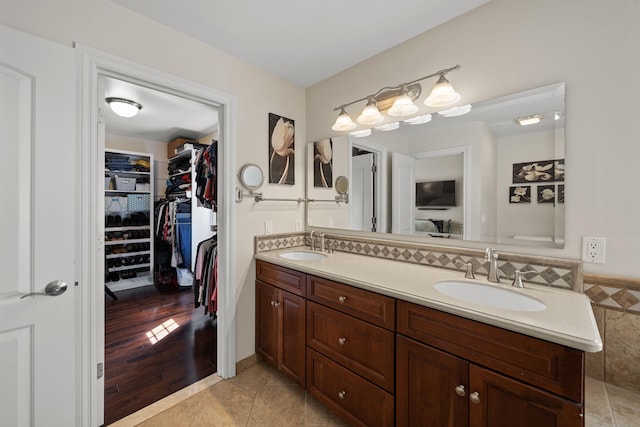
[469,392,480,404]
[338,296,347,303]
[338,337,346,345]
[338,391,346,399]
[271,300,280,307]
[455,385,466,397]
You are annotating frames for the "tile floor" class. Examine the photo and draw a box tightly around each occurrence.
[110,362,640,427]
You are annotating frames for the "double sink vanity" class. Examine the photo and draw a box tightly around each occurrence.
[254,238,601,426]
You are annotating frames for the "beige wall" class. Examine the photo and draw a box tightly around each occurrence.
[1,0,306,362]
[307,0,640,279]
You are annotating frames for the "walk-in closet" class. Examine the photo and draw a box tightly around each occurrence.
[101,75,221,425]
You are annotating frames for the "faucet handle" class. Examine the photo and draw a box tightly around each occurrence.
[511,269,536,288]
[455,260,476,279]
[327,240,338,254]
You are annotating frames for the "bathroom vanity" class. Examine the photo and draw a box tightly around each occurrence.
[255,248,600,427]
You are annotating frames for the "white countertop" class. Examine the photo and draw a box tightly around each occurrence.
[255,248,603,353]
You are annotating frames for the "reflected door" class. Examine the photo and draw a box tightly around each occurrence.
[0,25,77,426]
[350,153,375,231]
[392,152,416,234]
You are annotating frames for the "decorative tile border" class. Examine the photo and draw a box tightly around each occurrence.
[584,274,640,315]
[255,232,583,291]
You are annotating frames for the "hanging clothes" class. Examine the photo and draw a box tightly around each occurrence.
[194,140,218,211]
[193,235,218,317]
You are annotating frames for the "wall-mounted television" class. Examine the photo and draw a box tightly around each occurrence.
[416,180,456,207]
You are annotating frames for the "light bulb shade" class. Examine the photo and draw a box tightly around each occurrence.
[357,99,384,125]
[350,129,372,137]
[388,93,419,117]
[331,109,357,131]
[403,114,433,125]
[106,97,142,118]
[424,75,461,107]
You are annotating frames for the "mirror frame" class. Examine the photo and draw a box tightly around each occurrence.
[238,163,264,191]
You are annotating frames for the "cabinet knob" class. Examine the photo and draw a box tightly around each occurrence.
[469,392,480,404]
[455,385,466,397]
[338,296,347,303]
[273,301,281,307]
[338,391,346,400]
[338,337,346,345]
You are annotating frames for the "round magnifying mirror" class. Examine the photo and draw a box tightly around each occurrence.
[239,164,264,191]
[335,176,349,195]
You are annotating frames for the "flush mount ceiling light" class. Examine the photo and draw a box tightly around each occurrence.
[331,65,461,131]
[515,114,543,126]
[105,97,143,118]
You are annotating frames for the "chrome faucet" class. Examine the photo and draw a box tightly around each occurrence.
[308,230,316,251]
[318,233,326,252]
[485,248,500,283]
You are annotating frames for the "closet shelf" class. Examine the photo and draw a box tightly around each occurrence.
[105,238,151,246]
[105,189,151,195]
[105,170,150,177]
[108,263,151,273]
[106,250,151,259]
[105,225,151,232]
[169,169,192,178]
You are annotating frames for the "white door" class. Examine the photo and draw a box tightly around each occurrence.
[350,153,374,231]
[0,25,77,426]
[391,152,416,234]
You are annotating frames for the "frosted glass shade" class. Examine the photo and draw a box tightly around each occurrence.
[388,94,419,116]
[332,109,357,131]
[106,97,142,118]
[424,75,461,107]
[357,100,384,125]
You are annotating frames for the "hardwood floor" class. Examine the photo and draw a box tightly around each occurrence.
[105,284,217,425]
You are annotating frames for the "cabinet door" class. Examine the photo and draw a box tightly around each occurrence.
[279,290,306,387]
[396,335,468,427]
[469,365,583,427]
[256,280,278,366]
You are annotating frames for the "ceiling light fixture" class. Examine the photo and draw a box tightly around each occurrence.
[105,97,143,118]
[350,129,372,137]
[403,114,433,125]
[515,114,543,126]
[331,65,461,131]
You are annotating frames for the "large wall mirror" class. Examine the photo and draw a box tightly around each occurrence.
[306,82,565,248]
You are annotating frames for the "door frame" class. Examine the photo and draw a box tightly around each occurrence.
[78,46,237,426]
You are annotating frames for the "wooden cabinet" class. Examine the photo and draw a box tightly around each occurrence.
[255,261,306,387]
[396,300,584,427]
[306,274,395,425]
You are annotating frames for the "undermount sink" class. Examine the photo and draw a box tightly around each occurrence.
[434,280,546,312]
[279,250,328,261]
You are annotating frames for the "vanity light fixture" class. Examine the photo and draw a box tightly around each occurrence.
[516,114,544,126]
[357,98,385,125]
[438,104,472,117]
[374,122,400,132]
[105,97,142,118]
[403,114,433,125]
[331,65,462,131]
[349,129,372,137]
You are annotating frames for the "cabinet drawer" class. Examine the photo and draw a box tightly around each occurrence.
[307,349,394,427]
[306,275,395,329]
[397,300,584,402]
[256,260,306,296]
[307,301,394,392]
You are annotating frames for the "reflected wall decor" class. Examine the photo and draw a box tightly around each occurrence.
[268,113,295,185]
[313,139,333,188]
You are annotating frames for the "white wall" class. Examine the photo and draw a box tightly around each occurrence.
[1,0,306,362]
[306,0,640,279]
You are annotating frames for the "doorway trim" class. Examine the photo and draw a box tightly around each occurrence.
[78,46,237,426]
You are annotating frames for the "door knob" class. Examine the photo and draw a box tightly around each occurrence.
[21,280,67,299]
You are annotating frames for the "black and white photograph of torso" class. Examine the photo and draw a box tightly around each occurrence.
[268,113,295,185]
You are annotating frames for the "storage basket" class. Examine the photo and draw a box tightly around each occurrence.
[105,196,128,212]
[105,176,112,190]
[115,176,136,191]
[127,194,150,211]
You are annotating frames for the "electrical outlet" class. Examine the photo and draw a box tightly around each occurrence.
[582,236,606,264]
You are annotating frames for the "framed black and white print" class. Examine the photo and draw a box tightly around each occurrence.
[268,113,295,185]
[554,159,565,182]
[557,184,565,203]
[537,185,556,203]
[313,139,333,188]
[509,186,531,203]
[512,159,555,183]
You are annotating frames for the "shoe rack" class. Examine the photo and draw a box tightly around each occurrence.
[104,149,154,292]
